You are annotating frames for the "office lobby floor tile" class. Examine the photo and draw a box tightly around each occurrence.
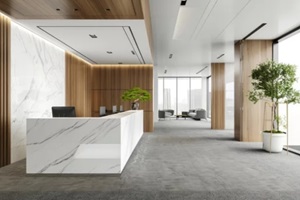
[1,120,300,200]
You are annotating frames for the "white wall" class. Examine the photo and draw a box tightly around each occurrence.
[225,63,234,129]
[11,22,65,163]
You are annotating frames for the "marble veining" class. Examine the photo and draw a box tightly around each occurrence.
[11,22,65,163]
[27,110,144,174]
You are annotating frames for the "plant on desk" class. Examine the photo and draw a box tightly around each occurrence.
[121,87,151,110]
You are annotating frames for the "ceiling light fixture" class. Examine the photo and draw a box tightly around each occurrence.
[107,51,113,54]
[169,54,173,59]
[241,23,267,40]
[217,54,225,59]
[196,66,208,74]
[89,34,97,39]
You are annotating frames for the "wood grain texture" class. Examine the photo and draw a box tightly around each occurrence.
[0,0,143,19]
[211,63,225,129]
[92,64,153,132]
[0,15,11,167]
[235,40,273,142]
[66,52,92,117]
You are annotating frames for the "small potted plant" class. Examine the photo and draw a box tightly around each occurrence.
[121,87,151,110]
[248,60,300,152]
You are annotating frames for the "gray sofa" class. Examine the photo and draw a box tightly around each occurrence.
[188,109,206,120]
[158,109,174,120]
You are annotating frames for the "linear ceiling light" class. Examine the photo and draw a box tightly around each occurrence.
[217,54,225,59]
[196,66,208,74]
[89,34,97,38]
[241,23,267,40]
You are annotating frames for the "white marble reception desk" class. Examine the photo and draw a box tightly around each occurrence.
[26,110,143,174]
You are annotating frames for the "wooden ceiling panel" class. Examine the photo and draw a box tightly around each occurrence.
[0,0,143,19]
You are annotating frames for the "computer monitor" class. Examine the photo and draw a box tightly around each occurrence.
[52,106,76,117]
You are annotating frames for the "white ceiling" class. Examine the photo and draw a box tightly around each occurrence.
[16,20,152,64]
[150,0,300,76]
[12,0,300,76]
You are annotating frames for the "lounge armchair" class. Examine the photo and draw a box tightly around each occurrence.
[158,109,174,120]
[188,109,206,120]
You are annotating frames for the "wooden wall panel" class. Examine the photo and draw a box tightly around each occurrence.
[0,0,144,19]
[66,52,92,117]
[241,40,272,142]
[92,64,153,132]
[211,63,225,129]
[0,15,10,167]
[235,40,272,142]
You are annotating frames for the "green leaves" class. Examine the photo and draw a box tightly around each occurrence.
[121,87,151,102]
[248,60,300,104]
[248,60,300,132]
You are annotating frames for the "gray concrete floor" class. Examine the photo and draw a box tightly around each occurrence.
[1,119,300,200]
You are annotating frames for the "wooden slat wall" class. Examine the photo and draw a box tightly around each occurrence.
[235,40,272,142]
[211,63,225,129]
[65,52,92,117]
[0,14,10,167]
[92,64,153,132]
[0,0,144,19]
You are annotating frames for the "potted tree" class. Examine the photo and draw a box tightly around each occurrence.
[121,87,151,110]
[248,60,300,152]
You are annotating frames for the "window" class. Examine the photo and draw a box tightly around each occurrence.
[158,77,207,115]
[277,31,300,145]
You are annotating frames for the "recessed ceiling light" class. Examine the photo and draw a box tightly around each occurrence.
[107,51,113,54]
[217,54,225,59]
[89,34,97,39]
[180,0,187,6]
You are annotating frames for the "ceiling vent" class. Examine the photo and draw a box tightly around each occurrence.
[180,0,187,6]
[196,66,208,74]
[89,34,97,39]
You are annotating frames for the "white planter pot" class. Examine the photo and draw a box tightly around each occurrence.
[262,132,286,153]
